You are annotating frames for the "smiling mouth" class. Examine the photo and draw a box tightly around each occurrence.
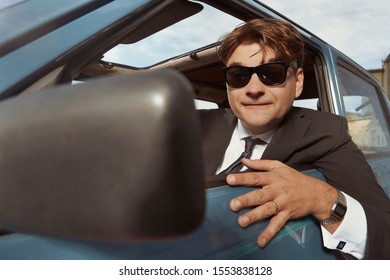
[243,103,271,107]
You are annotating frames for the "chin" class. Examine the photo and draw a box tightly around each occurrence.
[243,119,270,130]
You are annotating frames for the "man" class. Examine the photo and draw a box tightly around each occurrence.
[199,18,390,259]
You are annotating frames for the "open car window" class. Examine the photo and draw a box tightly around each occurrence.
[75,1,327,112]
[103,1,242,68]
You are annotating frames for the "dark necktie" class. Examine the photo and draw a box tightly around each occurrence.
[219,136,266,174]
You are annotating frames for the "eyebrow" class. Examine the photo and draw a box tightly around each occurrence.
[227,58,279,67]
[228,62,244,67]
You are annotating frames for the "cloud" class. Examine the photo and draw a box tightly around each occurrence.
[261,0,390,69]
[104,5,241,67]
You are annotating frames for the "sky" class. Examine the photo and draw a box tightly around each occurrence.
[105,0,390,71]
[260,0,390,70]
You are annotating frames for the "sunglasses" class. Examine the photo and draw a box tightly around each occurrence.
[223,61,298,88]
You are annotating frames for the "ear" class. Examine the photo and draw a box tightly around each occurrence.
[294,68,304,99]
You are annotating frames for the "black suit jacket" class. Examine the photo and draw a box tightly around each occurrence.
[199,106,390,259]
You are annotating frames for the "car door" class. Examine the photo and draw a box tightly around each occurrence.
[1,0,389,261]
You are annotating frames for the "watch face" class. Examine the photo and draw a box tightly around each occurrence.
[334,203,347,219]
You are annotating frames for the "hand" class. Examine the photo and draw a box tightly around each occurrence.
[227,158,338,248]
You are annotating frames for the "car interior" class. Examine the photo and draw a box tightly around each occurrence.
[75,42,323,111]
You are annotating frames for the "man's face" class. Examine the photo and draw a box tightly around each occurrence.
[226,42,304,134]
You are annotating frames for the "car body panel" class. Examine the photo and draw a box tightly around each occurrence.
[0,0,112,57]
[0,0,150,98]
[1,156,389,260]
[0,171,336,260]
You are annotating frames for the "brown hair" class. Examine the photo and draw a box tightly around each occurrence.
[218,18,304,67]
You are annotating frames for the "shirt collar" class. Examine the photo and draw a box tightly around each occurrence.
[237,120,275,144]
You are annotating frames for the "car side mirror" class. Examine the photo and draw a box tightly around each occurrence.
[0,69,205,241]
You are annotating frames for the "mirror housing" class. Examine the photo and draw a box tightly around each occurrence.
[0,69,205,241]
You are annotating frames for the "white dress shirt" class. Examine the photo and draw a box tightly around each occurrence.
[216,120,367,259]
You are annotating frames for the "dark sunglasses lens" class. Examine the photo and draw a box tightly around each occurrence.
[258,63,287,85]
[225,67,251,88]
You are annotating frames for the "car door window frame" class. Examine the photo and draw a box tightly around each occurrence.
[336,59,390,156]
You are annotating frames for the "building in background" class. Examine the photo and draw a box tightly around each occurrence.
[368,53,390,98]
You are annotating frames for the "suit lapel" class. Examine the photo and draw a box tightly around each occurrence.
[262,108,311,162]
[202,107,311,175]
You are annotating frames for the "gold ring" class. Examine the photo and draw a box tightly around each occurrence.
[271,200,279,213]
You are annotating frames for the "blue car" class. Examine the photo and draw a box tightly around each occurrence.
[0,0,389,260]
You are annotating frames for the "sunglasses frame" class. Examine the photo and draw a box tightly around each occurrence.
[223,61,298,88]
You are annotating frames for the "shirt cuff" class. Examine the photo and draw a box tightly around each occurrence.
[320,192,367,259]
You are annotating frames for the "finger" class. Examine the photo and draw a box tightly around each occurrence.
[236,200,280,227]
[230,188,277,211]
[226,170,272,187]
[226,159,284,186]
[241,158,283,171]
[257,211,290,248]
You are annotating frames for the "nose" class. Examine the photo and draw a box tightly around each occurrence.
[245,72,265,96]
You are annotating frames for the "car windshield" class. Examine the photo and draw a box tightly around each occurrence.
[103,1,242,68]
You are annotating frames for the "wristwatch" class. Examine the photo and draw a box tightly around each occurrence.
[320,190,347,225]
